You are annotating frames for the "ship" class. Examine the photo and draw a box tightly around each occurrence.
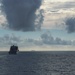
[9,45,19,54]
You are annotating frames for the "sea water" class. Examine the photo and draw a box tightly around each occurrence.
[0,51,75,75]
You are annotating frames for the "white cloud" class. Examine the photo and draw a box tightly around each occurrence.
[41,0,75,29]
[0,15,6,27]
[44,0,74,2]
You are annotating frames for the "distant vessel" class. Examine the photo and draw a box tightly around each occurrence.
[31,50,35,52]
[8,45,19,54]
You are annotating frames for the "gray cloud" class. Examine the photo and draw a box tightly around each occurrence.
[0,32,74,48]
[41,32,72,45]
[25,38,43,46]
[1,0,43,31]
[41,32,54,45]
[73,41,75,45]
[25,32,73,46]
[0,34,22,46]
[36,9,44,30]
[65,17,75,33]
[55,37,72,45]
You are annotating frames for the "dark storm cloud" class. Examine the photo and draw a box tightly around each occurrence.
[2,0,43,31]
[65,17,75,33]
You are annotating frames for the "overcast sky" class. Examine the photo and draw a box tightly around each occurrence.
[0,0,75,51]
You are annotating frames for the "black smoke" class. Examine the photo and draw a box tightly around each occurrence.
[65,17,75,33]
[2,0,43,31]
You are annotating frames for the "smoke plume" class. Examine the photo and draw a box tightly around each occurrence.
[2,0,43,31]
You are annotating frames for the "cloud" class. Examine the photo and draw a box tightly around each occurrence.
[53,2,75,10]
[27,39,43,46]
[0,34,22,46]
[42,1,75,13]
[35,9,44,30]
[1,0,75,31]
[73,40,75,45]
[40,0,75,29]
[41,32,54,45]
[41,32,72,45]
[65,17,75,33]
[24,32,73,46]
[0,32,74,50]
[1,0,43,31]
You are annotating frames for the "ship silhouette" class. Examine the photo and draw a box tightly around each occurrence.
[9,45,19,54]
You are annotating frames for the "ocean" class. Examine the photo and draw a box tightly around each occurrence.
[0,51,75,75]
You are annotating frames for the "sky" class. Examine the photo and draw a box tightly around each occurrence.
[0,0,75,51]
